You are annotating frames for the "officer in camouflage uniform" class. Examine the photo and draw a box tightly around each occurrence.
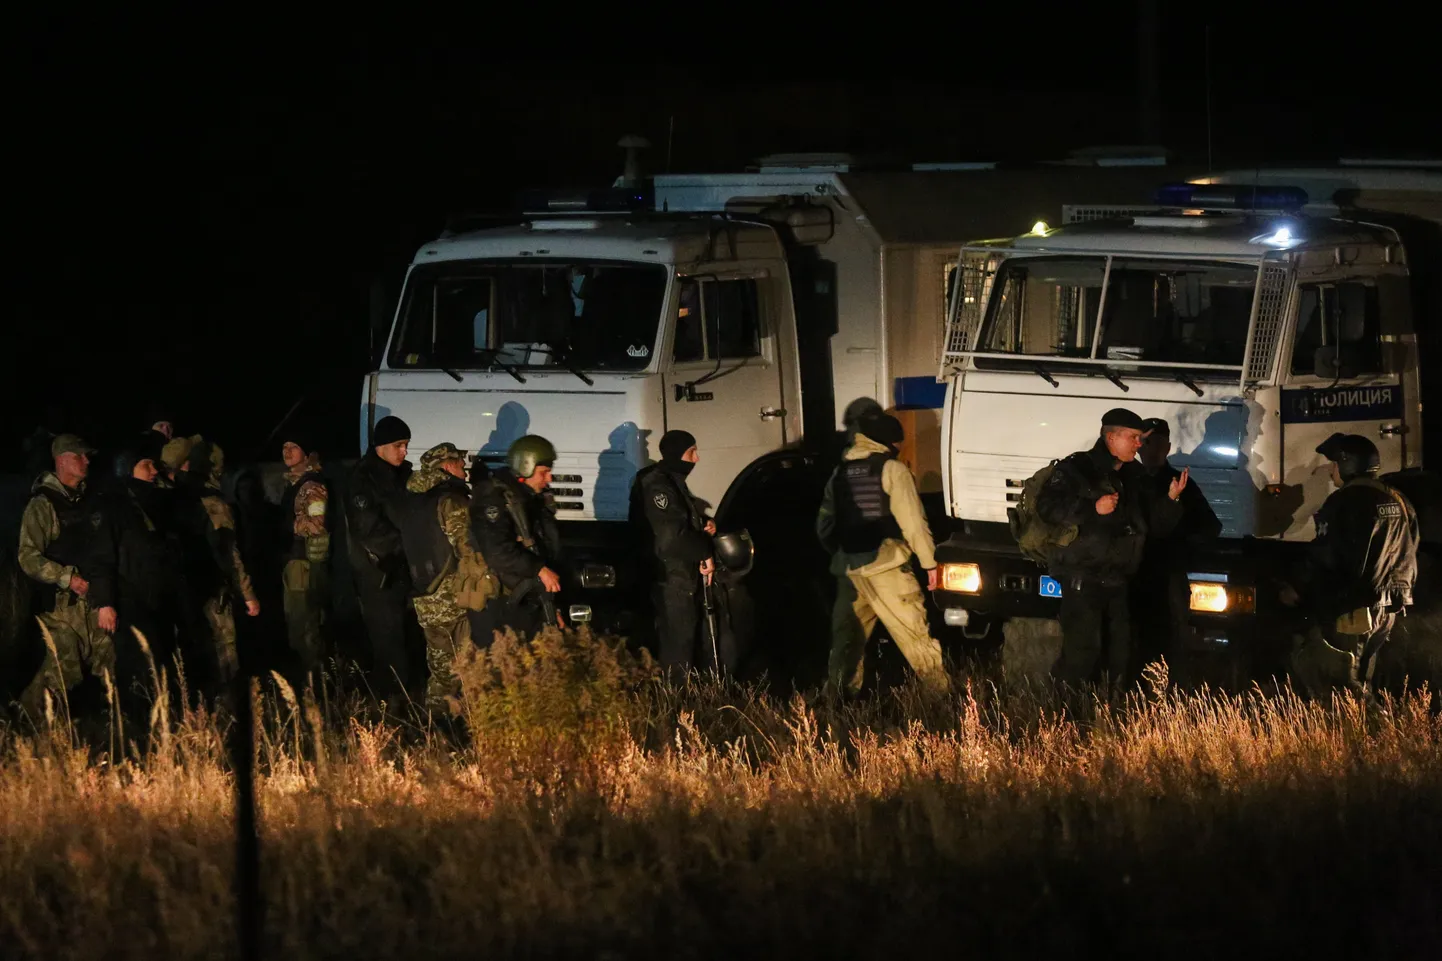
[395,444,499,715]
[279,432,330,671]
[162,435,259,691]
[473,435,565,639]
[15,434,116,721]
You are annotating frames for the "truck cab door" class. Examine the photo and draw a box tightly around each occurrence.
[1280,278,1407,537]
[662,267,794,513]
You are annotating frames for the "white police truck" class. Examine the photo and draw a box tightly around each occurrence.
[931,166,1442,681]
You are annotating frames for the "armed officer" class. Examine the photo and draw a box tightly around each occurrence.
[818,412,949,696]
[473,435,565,638]
[279,430,330,673]
[395,444,499,715]
[631,430,720,676]
[1036,409,1186,690]
[1281,433,1419,699]
[345,415,415,695]
[15,434,116,722]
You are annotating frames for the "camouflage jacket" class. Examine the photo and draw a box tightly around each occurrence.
[201,490,257,604]
[284,455,329,540]
[17,472,97,592]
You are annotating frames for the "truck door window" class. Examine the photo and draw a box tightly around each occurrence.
[673,277,763,364]
[1290,282,1383,375]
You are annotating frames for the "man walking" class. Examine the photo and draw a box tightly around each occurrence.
[818,412,948,696]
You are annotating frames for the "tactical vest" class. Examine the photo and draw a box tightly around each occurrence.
[833,453,902,553]
[394,478,468,593]
[37,486,100,573]
[32,485,101,613]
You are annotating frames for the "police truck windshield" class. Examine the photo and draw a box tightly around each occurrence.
[975,257,1256,374]
[388,261,668,372]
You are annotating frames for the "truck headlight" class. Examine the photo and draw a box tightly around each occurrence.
[1187,576,1255,614]
[940,562,982,594]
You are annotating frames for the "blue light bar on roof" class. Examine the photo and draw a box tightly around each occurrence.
[1155,183,1308,211]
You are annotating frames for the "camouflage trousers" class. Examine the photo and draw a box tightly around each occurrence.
[416,591,472,715]
[19,594,116,723]
[201,594,239,688]
[282,559,329,670]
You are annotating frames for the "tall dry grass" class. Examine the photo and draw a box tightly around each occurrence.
[2,627,1440,959]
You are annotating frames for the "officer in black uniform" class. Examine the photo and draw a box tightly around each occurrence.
[89,435,187,717]
[1131,417,1223,682]
[344,415,415,694]
[472,435,564,639]
[1036,408,1187,689]
[1281,433,1419,698]
[631,430,719,676]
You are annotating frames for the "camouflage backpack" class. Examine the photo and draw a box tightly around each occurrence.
[1008,460,1080,565]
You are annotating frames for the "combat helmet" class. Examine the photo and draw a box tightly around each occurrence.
[507,435,557,479]
[1317,432,1381,482]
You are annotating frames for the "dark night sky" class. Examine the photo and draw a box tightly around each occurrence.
[6,11,1438,470]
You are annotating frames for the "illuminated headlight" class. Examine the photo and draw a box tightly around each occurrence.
[1187,574,1255,614]
[579,564,616,589]
[940,562,982,594]
[568,605,593,623]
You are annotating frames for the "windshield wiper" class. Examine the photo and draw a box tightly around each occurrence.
[1103,370,1130,393]
[553,353,595,387]
[439,367,464,384]
[1031,363,1060,388]
[1175,372,1204,397]
[473,349,527,384]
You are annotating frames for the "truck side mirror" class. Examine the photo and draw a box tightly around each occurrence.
[1314,344,1361,380]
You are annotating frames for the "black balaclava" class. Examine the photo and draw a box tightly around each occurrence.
[658,430,697,477]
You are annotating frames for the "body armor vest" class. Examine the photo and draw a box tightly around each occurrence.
[37,486,99,572]
[394,478,468,594]
[834,453,902,553]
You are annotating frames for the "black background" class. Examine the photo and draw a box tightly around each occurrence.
[7,9,1437,470]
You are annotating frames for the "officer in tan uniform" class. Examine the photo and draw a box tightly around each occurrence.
[817,412,949,696]
[15,434,116,721]
[394,443,499,715]
[162,435,259,691]
[279,432,330,671]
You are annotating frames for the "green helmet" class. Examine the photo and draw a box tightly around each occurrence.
[507,435,557,479]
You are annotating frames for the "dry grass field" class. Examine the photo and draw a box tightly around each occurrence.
[2,627,1440,959]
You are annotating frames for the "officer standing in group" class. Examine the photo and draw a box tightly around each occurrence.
[1131,417,1223,681]
[817,412,949,696]
[345,415,415,695]
[162,435,260,692]
[279,430,330,674]
[15,434,115,722]
[631,429,719,676]
[1281,433,1419,699]
[395,444,499,715]
[473,435,564,638]
[1036,409,1187,690]
[89,435,186,716]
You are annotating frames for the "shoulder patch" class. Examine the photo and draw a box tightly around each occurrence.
[1377,502,1403,519]
[353,494,368,510]
[652,492,670,511]
[484,505,501,522]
